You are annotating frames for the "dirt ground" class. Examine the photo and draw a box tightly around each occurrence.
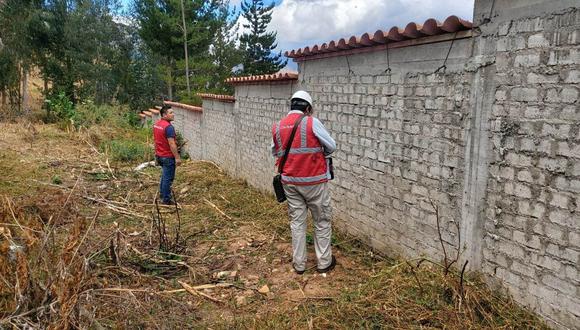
[0,122,549,329]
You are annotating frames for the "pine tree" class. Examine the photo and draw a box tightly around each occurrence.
[239,0,286,75]
[134,0,224,101]
[207,1,242,94]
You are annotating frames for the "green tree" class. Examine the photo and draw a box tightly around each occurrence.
[206,1,242,94]
[0,0,170,119]
[0,0,42,114]
[239,0,286,75]
[121,29,166,112]
[134,0,224,101]
[26,0,130,105]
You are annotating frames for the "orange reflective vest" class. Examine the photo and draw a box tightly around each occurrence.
[272,113,328,185]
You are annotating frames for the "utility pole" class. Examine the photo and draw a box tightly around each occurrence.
[180,0,191,97]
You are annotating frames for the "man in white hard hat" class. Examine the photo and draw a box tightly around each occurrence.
[271,90,337,274]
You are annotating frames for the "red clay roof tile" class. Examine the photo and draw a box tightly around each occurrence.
[197,93,236,102]
[164,101,203,112]
[422,18,443,35]
[372,30,387,44]
[285,15,472,60]
[225,72,298,85]
[328,41,338,51]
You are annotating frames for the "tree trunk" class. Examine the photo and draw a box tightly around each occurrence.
[21,68,29,115]
[13,62,22,113]
[167,63,173,100]
[180,0,191,97]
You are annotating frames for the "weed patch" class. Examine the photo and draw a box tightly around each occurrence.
[0,122,550,329]
[101,139,153,163]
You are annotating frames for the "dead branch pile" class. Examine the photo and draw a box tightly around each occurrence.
[0,192,96,329]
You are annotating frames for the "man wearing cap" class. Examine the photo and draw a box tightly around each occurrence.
[271,90,337,274]
[153,105,182,205]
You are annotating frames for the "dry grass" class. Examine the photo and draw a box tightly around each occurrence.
[0,122,549,329]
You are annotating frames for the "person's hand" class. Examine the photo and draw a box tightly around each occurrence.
[176,158,182,166]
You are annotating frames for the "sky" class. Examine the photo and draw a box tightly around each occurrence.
[120,0,475,70]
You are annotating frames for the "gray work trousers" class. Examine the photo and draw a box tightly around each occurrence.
[283,182,332,271]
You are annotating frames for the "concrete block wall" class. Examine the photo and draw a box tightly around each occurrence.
[169,103,203,160]
[297,39,474,261]
[171,1,578,328]
[234,84,297,190]
[474,1,580,328]
[173,86,297,191]
[199,99,237,173]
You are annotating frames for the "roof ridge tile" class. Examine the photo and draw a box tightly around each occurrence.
[285,15,473,59]
[225,71,298,85]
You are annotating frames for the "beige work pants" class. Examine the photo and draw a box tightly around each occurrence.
[283,182,333,272]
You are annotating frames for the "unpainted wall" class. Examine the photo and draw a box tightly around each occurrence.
[475,0,580,328]
[171,107,203,160]
[172,0,579,328]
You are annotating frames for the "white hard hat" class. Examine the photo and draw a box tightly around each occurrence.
[291,90,313,108]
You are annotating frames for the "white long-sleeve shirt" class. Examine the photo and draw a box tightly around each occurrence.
[271,110,336,156]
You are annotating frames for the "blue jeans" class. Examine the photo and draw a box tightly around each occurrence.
[157,156,175,204]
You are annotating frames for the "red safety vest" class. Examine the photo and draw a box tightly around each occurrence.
[153,119,174,158]
[272,113,328,185]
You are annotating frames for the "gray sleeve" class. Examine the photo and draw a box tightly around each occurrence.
[312,117,336,155]
[271,139,277,157]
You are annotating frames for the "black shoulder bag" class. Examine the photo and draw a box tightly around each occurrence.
[273,114,306,203]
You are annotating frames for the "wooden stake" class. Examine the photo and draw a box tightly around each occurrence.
[203,198,232,220]
[178,281,224,304]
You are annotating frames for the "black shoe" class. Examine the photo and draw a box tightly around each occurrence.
[293,265,305,275]
[317,256,336,273]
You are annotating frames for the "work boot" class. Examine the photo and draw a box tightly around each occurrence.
[293,264,305,275]
[317,256,336,274]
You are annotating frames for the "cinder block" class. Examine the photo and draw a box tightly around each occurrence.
[511,87,539,102]
[514,53,541,67]
[528,33,551,48]
[549,209,578,228]
[542,274,577,294]
[531,254,562,272]
[563,70,580,83]
[511,260,537,277]
[560,87,579,104]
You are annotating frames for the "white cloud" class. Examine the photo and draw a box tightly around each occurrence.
[268,0,475,55]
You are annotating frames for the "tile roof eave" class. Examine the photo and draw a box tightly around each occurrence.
[196,93,236,103]
[164,101,203,113]
[225,72,298,85]
[290,29,473,62]
[286,15,473,61]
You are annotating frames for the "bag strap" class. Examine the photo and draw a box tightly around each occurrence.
[278,114,307,174]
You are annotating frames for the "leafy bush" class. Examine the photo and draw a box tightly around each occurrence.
[175,131,189,159]
[44,92,74,122]
[123,111,142,128]
[70,101,113,127]
[44,94,143,129]
[132,127,153,144]
[101,139,153,163]
[72,102,142,129]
